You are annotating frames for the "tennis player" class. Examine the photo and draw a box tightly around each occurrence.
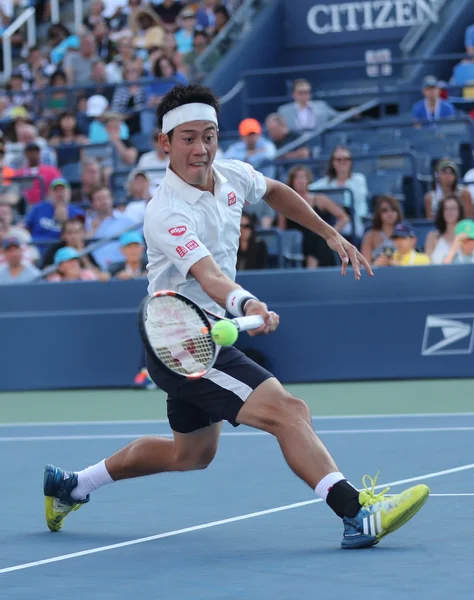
[44,85,429,549]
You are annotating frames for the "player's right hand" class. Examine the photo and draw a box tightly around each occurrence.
[244,300,279,336]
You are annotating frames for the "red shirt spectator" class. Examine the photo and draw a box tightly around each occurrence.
[14,142,62,205]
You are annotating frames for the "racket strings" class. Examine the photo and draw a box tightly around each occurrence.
[145,296,214,375]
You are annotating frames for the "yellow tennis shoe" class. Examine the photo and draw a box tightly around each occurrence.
[341,473,430,549]
[44,464,89,532]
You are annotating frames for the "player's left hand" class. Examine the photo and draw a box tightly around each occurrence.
[244,300,280,336]
[326,233,374,280]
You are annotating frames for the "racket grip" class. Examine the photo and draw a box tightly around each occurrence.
[232,315,264,331]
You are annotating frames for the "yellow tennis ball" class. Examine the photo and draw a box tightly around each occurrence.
[211,320,239,346]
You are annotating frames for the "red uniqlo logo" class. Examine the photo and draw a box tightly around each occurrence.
[185,239,199,251]
[228,191,236,206]
[169,226,187,236]
[175,245,188,258]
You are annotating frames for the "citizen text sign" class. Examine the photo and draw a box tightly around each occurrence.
[306,0,438,35]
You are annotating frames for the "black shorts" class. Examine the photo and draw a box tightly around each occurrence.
[145,346,274,434]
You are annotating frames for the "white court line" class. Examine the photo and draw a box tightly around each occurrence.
[1,412,474,428]
[1,463,473,575]
[2,426,474,442]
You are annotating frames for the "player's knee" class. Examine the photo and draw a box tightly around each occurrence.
[280,394,311,427]
[261,392,311,434]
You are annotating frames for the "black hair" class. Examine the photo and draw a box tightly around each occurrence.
[153,55,177,78]
[434,194,464,234]
[194,29,209,41]
[215,5,230,20]
[56,111,82,137]
[327,145,352,181]
[50,70,67,86]
[240,211,257,246]
[157,84,220,140]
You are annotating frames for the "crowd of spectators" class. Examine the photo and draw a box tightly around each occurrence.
[2,7,474,286]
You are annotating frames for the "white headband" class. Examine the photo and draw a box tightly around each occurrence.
[162,103,218,134]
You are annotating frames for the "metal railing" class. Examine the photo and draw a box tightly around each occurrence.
[2,7,36,81]
[50,0,60,24]
[32,223,302,276]
[322,117,474,151]
[240,52,474,114]
[0,75,183,120]
[197,0,268,75]
[35,221,144,280]
[271,99,381,160]
[400,0,447,55]
[50,0,83,32]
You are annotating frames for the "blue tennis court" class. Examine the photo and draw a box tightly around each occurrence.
[1,413,473,599]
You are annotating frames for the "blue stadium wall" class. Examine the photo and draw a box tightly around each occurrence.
[214,0,474,126]
[1,266,474,391]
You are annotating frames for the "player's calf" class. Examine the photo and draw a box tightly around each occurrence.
[172,444,218,471]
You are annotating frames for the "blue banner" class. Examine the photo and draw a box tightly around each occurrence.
[1,266,474,391]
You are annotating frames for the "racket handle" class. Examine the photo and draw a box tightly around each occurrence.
[232,315,264,331]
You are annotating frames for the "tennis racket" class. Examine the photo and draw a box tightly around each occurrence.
[138,290,264,379]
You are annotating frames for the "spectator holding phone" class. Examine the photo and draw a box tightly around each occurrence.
[388,223,430,266]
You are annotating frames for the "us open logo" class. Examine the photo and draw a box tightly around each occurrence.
[169,226,187,236]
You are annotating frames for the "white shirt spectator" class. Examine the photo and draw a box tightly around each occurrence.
[136,151,169,188]
[295,106,316,130]
[463,168,474,203]
[309,173,368,238]
[124,200,147,224]
[102,0,127,19]
[144,159,267,315]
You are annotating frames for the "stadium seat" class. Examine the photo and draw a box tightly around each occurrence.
[281,229,305,267]
[256,228,304,268]
[60,162,82,186]
[110,169,133,194]
[410,219,435,252]
[130,133,152,154]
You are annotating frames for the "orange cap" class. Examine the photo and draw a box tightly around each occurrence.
[239,118,262,137]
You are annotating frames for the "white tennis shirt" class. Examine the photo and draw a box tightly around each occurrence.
[144,159,267,314]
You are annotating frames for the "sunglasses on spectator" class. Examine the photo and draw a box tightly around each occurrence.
[295,89,311,95]
[333,156,351,162]
[240,223,252,229]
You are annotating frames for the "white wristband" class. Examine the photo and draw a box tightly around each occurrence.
[226,289,258,317]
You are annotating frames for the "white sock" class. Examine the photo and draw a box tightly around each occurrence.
[315,472,345,501]
[71,460,114,500]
